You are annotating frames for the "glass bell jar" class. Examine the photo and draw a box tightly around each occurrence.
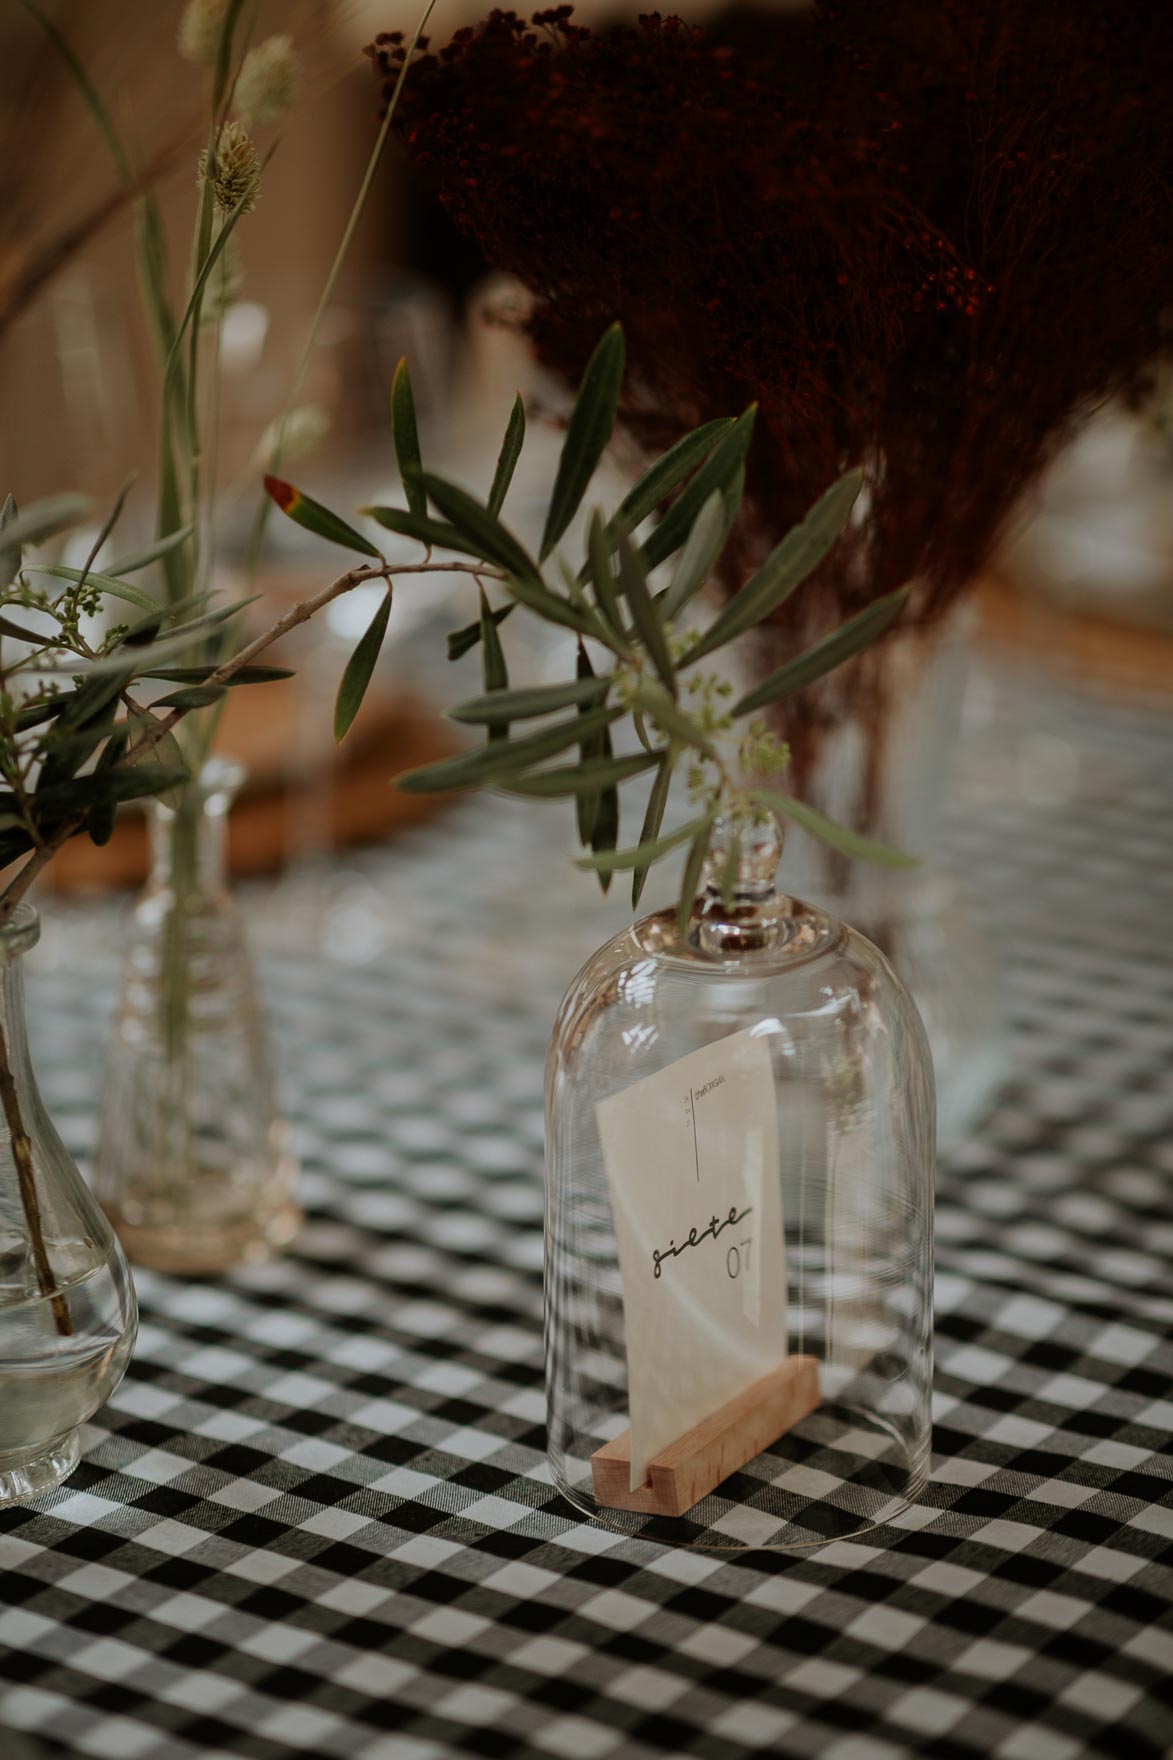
[545,814,935,1551]
[0,905,137,1503]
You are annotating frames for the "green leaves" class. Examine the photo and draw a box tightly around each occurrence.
[677,818,714,937]
[506,752,658,797]
[334,590,392,742]
[640,408,755,571]
[449,676,608,725]
[365,505,472,556]
[616,534,675,694]
[575,808,713,875]
[104,524,195,577]
[448,601,514,662]
[391,359,426,520]
[154,683,227,711]
[250,326,911,944]
[263,477,382,558]
[397,704,622,795]
[613,418,732,535]
[632,754,673,909]
[144,663,292,685]
[541,323,625,560]
[417,473,542,582]
[660,491,730,624]
[734,587,910,716]
[752,789,917,868]
[684,467,863,666]
[488,395,525,517]
[0,492,90,556]
[29,563,159,612]
[34,762,190,823]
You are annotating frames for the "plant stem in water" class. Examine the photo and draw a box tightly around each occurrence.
[0,1016,71,1337]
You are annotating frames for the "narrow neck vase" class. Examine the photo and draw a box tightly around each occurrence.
[94,758,299,1271]
[0,905,137,1503]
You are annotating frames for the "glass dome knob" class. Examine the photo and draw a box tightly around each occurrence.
[701,811,784,898]
[695,812,789,956]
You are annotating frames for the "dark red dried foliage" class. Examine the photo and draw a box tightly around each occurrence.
[371,4,1173,770]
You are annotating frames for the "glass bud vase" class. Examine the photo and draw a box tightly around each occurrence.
[545,815,935,1551]
[0,905,137,1503]
[94,758,299,1272]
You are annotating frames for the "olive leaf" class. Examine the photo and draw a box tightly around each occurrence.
[640,407,755,571]
[391,358,426,520]
[505,751,659,796]
[264,477,382,558]
[616,533,676,694]
[589,769,619,894]
[733,586,910,715]
[397,704,622,794]
[613,418,733,535]
[574,808,713,874]
[587,509,627,646]
[751,788,917,867]
[334,590,392,742]
[365,505,474,557]
[684,467,863,666]
[720,830,742,910]
[630,681,714,758]
[143,663,293,685]
[677,818,715,937]
[104,524,195,577]
[449,676,608,725]
[659,491,727,622]
[447,601,514,662]
[488,394,526,517]
[574,642,604,844]
[29,563,160,613]
[86,725,129,848]
[632,754,674,909]
[0,493,18,590]
[0,492,90,556]
[479,586,509,742]
[541,323,625,560]
[416,473,543,583]
[154,683,228,711]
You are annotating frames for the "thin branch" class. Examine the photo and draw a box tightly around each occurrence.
[245,0,437,576]
[0,558,497,920]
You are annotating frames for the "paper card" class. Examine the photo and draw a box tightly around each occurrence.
[596,1026,788,1490]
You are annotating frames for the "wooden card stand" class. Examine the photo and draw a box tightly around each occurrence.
[591,1356,820,1518]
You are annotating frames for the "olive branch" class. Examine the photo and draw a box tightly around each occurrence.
[267,324,914,934]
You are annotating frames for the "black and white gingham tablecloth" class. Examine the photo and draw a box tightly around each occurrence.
[1,660,1172,1760]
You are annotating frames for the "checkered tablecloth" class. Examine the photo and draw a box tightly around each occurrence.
[2,660,1172,1760]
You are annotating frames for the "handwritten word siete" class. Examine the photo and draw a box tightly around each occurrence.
[652,1205,753,1279]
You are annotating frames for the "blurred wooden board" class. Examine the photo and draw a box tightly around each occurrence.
[46,681,465,893]
[978,574,1173,698]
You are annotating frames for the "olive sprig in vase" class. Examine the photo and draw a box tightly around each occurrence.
[266,322,913,903]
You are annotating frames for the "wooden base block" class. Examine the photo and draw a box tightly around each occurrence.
[591,1356,820,1518]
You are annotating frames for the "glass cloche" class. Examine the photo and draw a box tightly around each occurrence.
[545,814,935,1550]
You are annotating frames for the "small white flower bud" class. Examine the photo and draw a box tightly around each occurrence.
[254,405,332,470]
[178,0,228,68]
[234,35,300,129]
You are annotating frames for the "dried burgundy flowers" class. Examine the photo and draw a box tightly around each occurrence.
[370,4,1173,777]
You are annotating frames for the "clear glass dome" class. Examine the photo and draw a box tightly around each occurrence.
[545,816,935,1550]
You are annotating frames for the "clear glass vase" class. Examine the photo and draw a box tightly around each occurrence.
[546,815,935,1551]
[0,905,137,1503]
[94,758,299,1272]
